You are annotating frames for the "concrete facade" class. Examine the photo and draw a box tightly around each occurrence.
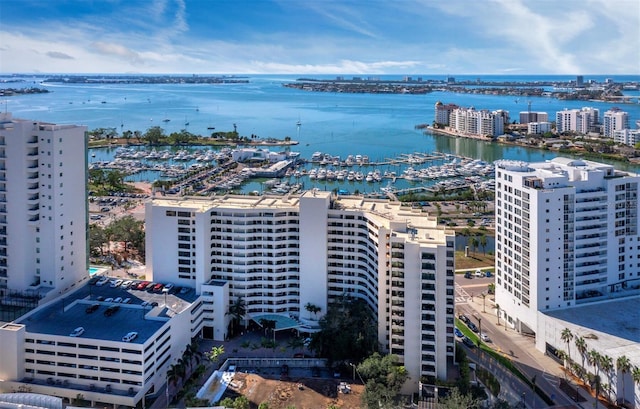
[0,113,88,299]
[145,191,456,390]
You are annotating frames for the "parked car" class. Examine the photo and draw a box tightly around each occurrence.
[485,271,493,278]
[104,305,120,317]
[473,270,485,278]
[121,280,133,289]
[122,332,138,342]
[462,336,476,348]
[122,298,131,304]
[468,322,479,333]
[104,297,114,303]
[95,277,109,287]
[454,327,463,338]
[458,314,470,325]
[152,283,164,292]
[114,297,123,303]
[85,304,100,314]
[481,333,491,342]
[464,271,473,279]
[88,276,101,285]
[70,327,85,337]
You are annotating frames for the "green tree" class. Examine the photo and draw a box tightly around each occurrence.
[88,224,108,257]
[469,236,479,255]
[259,318,277,342]
[233,396,250,409]
[144,125,165,145]
[304,302,321,320]
[88,168,106,187]
[105,169,125,191]
[575,336,588,377]
[617,355,631,404]
[206,345,225,365]
[479,234,487,254]
[315,296,378,363]
[358,353,408,409]
[226,297,246,337]
[561,328,574,367]
[439,388,478,409]
[632,366,640,385]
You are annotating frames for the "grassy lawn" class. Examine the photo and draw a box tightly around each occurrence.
[455,251,495,271]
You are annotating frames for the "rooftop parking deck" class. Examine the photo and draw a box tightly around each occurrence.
[16,279,198,344]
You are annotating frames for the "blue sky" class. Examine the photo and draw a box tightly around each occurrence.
[0,0,638,75]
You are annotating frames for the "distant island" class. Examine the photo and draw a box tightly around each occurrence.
[40,75,249,85]
[284,76,638,102]
[0,87,50,96]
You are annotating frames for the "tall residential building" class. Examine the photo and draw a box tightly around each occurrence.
[0,113,88,299]
[434,101,458,126]
[146,191,456,389]
[449,107,506,137]
[614,128,640,147]
[555,107,599,134]
[519,111,548,124]
[494,158,640,335]
[603,107,629,138]
[527,122,551,135]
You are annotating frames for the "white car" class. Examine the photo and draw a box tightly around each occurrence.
[95,277,109,287]
[70,327,85,337]
[110,279,123,288]
[473,270,485,278]
[121,280,133,289]
[481,333,491,342]
[104,297,114,303]
[122,332,138,342]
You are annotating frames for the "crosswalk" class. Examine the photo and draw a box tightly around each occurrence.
[455,283,472,304]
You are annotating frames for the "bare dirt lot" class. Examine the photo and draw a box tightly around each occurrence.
[223,372,364,409]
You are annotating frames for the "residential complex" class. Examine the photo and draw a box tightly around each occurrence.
[614,128,640,147]
[494,158,640,404]
[519,111,549,124]
[526,121,552,135]
[0,112,88,301]
[146,191,456,391]
[603,107,630,139]
[555,107,600,134]
[434,102,459,126]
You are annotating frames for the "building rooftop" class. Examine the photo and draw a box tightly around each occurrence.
[16,280,198,344]
[544,296,640,362]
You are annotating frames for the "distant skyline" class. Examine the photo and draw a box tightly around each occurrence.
[0,0,638,75]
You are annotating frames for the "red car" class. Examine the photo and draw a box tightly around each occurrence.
[152,283,164,292]
[136,281,150,290]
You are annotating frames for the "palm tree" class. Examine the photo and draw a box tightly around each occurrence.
[588,349,602,395]
[561,328,574,368]
[304,302,321,320]
[632,366,640,385]
[479,234,487,254]
[616,355,631,404]
[575,336,588,378]
[226,297,246,337]
[599,354,613,403]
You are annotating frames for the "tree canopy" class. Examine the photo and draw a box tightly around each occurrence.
[312,296,379,363]
[357,353,408,409]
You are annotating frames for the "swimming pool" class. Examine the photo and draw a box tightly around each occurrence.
[89,267,101,275]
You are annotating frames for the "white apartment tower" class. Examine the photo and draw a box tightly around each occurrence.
[555,108,599,134]
[0,113,88,298]
[603,107,629,138]
[449,107,506,137]
[146,191,456,388]
[494,158,640,334]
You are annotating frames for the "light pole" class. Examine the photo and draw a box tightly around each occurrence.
[349,363,355,381]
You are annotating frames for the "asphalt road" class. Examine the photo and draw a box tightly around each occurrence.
[455,273,589,408]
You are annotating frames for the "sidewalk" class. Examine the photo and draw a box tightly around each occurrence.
[464,296,599,408]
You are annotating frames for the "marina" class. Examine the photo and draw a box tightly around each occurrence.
[89,145,496,198]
